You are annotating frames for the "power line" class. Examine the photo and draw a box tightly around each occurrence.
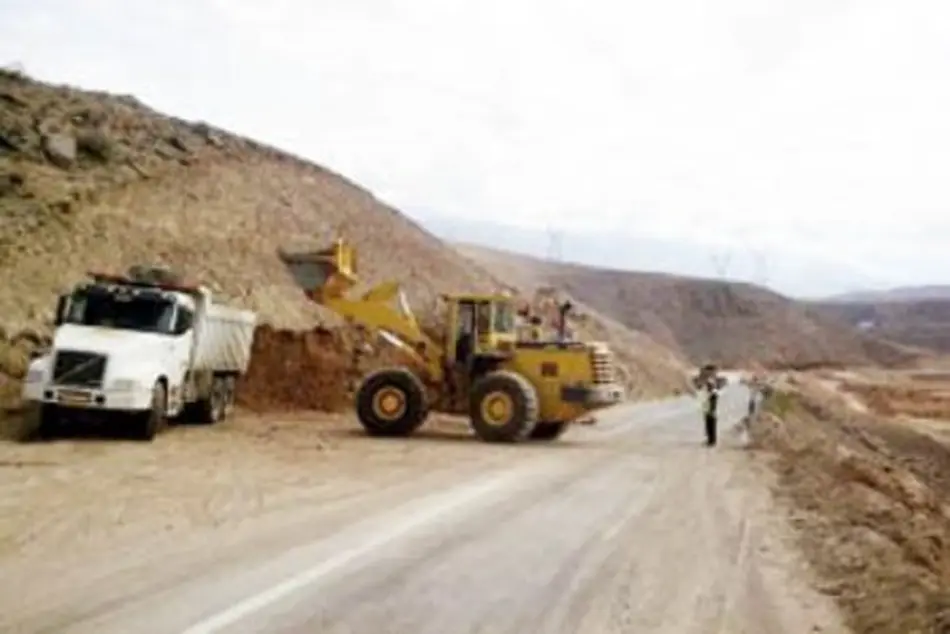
[709,249,732,279]
[749,248,769,286]
[546,225,563,262]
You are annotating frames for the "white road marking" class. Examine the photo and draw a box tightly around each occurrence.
[180,469,531,634]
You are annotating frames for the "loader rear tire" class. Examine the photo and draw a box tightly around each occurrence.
[469,371,538,443]
[530,421,568,441]
[356,367,428,437]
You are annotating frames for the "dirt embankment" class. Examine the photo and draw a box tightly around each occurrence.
[839,375,950,421]
[756,380,950,634]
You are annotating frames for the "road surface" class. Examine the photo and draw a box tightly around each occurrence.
[2,386,845,634]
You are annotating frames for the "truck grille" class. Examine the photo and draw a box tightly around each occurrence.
[590,347,616,384]
[52,350,107,388]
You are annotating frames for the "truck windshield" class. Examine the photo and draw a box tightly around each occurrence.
[64,290,176,334]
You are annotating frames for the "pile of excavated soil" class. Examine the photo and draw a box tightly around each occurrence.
[236,325,351,413]
[756,381,950,634]
[236,324,421,414]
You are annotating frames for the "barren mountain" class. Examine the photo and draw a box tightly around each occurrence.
[457,243,922,369]
[812,298,950,353]
[0,70,688,415]
[0,69,503,333]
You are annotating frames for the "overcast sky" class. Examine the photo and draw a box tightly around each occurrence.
[2,0,948,294]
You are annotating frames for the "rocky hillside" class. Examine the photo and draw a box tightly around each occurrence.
[0,69,689,413]
[458,244,922,369]
[812,298,950,353]
[0,69,505,332]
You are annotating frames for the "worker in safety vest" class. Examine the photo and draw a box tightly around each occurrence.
[693,363,722,447]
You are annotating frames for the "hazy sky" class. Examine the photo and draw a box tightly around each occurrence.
[2,0,948,293]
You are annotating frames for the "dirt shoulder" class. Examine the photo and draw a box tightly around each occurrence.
[754,378,950,634]
[0,410,489,566]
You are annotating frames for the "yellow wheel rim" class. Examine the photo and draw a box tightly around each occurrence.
[372,387,406,421]
[480,391,513,426]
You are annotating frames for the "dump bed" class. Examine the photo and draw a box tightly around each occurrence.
[192,302,257,374]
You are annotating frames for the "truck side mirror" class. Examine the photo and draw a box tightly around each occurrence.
[54,294,69,326]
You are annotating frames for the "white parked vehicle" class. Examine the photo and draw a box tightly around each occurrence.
[22,269,257,440]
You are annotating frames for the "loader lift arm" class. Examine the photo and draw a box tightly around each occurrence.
[278,238,446,382]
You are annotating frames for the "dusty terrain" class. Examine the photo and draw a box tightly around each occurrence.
[7,66,950,634]
[754,371,950,633]
[0,387,846,634]
[0,69,690,431]
[459,243,923,369]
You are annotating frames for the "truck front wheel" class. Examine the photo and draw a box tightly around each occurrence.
[135,381,167,441]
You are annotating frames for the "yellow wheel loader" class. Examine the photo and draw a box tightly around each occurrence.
[279,238,625,443]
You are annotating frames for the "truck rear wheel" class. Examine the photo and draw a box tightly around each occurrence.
[355,368,428,437]
[195,376,229,424]
[222,376,237,418]
[530,421,568,441]
[136,381,167,441]
[469,371,539,443]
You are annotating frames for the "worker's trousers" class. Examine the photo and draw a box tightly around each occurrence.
[704,413,717,446]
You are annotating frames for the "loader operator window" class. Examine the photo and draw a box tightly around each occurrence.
[455,302,475,366]
[492,302,515,334]
[476,303,491,334]
[64,288,177,335]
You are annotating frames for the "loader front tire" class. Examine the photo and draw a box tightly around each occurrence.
[469,371,539,443]
[355,367,428,437]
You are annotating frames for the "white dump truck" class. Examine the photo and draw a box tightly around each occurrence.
[21,268,257,440]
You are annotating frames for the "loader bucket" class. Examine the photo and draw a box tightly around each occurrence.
[278,238,358,303]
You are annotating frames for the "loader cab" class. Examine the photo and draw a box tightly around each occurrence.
[443,294,517,368]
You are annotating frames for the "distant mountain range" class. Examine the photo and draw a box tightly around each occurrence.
[408,211,891,299]
[820,286,950,304]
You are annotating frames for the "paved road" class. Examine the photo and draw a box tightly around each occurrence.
[5,386,845,634]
